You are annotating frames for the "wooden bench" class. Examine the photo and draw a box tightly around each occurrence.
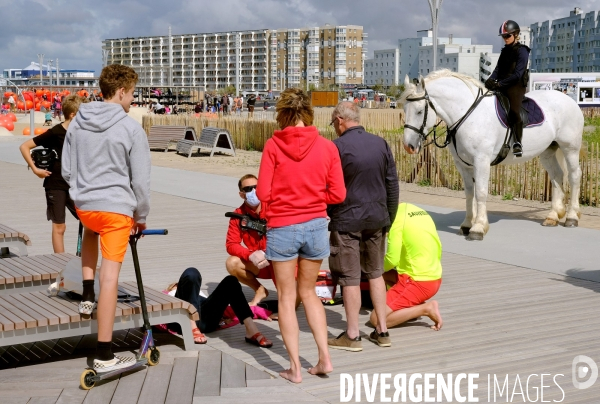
[175,127,236,158]
[147,125,197,152]
[0,281,199,351]
[0,252,73,295]
[0,224,31,258]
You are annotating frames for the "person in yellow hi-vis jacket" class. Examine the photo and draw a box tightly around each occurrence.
[369,203,443,333]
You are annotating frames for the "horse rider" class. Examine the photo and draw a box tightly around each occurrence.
[485,20,531,157]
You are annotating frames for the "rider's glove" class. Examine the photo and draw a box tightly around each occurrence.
[485,78,499,91]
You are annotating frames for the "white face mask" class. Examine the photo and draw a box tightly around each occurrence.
[245,189,260,207]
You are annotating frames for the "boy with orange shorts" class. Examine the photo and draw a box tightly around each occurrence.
[62,64,151,372]
[369,203,443,336]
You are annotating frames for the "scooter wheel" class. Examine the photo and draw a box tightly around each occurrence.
[146,347,160,366]
[80,368,97,390]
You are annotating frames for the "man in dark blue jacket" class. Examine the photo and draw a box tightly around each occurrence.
[327,101,399,351]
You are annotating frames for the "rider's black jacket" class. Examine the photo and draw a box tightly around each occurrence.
[489,42,531,90]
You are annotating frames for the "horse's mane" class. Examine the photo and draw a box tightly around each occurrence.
[399,69,485,105]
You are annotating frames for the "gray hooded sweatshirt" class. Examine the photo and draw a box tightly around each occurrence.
[62,102,151,223]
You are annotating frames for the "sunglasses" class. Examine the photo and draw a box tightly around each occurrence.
[241,185,257,193]
[501,34,513,39]
[329,116,339,126]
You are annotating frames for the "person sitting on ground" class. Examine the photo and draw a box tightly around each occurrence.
[20,95,89,253]
[166,267,273,347]
[226,174,273,306]
[44,111,53,125]
[369,203,443,332]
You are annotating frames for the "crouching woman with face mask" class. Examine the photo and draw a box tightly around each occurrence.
[225,174,274,307]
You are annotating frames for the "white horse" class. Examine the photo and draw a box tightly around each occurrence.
[401,70,583,241]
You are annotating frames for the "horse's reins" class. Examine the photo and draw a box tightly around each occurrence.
[404,81,494,166]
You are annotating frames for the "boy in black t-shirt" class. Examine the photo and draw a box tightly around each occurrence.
[20,95,89,253]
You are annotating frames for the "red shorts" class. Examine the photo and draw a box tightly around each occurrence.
[386,273,441,311]
[257,264,275,283]
[245,260,298,288]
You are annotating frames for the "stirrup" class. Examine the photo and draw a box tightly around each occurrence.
[512,142,523,157]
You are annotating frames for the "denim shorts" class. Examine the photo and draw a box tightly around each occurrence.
[265,218,330,261]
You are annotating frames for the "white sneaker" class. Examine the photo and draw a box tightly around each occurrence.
[93,355,136,373]
[79,301,96,315]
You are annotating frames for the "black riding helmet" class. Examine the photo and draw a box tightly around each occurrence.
[498,20,520,36]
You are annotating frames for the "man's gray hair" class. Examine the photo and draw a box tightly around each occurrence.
[332,101,360,123]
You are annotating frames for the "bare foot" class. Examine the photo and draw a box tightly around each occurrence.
[249,285,269,306]
[427,300,443,331]
[307,360,333,376]
[280,368,302,383]
[269,313,278,321]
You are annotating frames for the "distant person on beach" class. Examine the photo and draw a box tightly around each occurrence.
[8,94,16,113]
[62,64,151,373]
[369,203,443,332]
[257,88,346,383]
[247,95,256,118]
[222,94,229,114]
[19,95,88,253]
[53,95,62,119]
[236,96,243,115]
[226,174,273,306]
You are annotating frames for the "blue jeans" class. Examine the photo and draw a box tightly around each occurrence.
[265,218,329,261]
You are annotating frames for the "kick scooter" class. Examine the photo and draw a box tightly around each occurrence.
[79,229,168,390]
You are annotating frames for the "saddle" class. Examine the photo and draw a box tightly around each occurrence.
[494,93,545,129]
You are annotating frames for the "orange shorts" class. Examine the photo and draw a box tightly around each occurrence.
[386,273,442,312]
[76,208,134,263]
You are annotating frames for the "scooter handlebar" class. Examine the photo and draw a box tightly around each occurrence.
[141,229,168,235]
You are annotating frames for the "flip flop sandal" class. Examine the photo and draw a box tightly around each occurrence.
[245,332,273,348]
[192,327,207,344]
[78,301,96,315]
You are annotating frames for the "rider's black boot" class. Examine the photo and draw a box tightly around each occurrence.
[512,124,523,157]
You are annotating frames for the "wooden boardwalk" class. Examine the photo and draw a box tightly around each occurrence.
[1,160,600,403]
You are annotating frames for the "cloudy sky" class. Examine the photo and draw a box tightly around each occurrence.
[1,0,597,74]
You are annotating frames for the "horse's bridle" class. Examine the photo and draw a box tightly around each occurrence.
[403,84,446,148]
[403,81,493,152]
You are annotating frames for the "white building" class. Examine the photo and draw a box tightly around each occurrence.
[364,49,399,86]
[418,43,497,81]
[530,7,600,73]
[103,25,367,91]
[364,30,479,86]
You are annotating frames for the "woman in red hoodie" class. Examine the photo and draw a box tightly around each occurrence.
[257,88,346,383]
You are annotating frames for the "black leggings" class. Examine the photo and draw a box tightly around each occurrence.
[174,267,253,333]
[503,85,526,128]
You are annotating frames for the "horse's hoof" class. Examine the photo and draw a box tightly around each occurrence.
[459,226,471,236]
[466,232,484,241]
[542,218,559,227]
[564,219,579,228]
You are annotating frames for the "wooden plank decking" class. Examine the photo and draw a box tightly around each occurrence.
[1,160,599,403]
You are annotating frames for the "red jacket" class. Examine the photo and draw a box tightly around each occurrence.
[257,125,346,228]
[225,203,266,261]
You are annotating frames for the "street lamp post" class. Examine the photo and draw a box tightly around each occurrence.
[215,45,219,92]
[48,60,53,86]
[37,53,45,85]
[427,0,444,73]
